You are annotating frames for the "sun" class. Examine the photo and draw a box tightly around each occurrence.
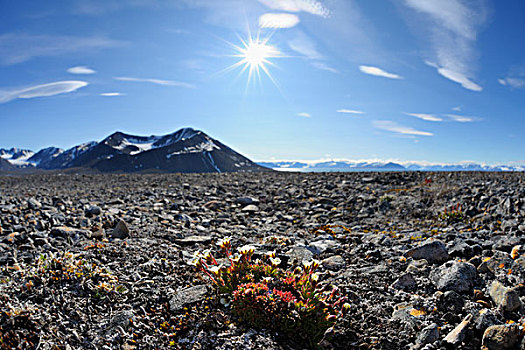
[226,34,281,86]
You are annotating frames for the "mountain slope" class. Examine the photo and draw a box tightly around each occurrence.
[32,128,268,173]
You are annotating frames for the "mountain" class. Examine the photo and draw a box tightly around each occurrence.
[6,128,268,173]
[0,147,34,167]
[259,160,525,172]
[27,147,64,167]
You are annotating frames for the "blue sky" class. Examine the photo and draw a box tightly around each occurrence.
[1,0,525,165]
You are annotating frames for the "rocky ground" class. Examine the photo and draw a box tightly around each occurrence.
[0,172,524,349]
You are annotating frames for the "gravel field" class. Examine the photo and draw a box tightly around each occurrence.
[0,172,524,349]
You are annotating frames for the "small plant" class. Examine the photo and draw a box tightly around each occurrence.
[28,252,125,298]
[193,238,349,348]
[439,203,464,224]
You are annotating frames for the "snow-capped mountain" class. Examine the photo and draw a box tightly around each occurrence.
[27,147,64,167]
[1,128,267,173]
[258,160,525,172]
[0,148,35,167]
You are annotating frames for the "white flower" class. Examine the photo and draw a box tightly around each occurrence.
[237,245,255,255]
[269,257,281,266]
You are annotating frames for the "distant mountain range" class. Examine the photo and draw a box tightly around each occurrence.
[257,160,525,172]
[0,128,267,173]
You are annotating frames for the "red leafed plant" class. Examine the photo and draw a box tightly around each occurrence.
[193,238,350,347]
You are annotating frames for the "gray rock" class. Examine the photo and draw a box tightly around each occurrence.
[392,273,417,291]
[111,220,130,239]
[488,280,522,312]
[321,255,345,270]
[415,323,439,346]
[27,198,42,210]
[430,261,477,293]
[236,196,259,205]
[85,205,102,216]
[405,240,449,264]
[286,246,314,265]
[482,324,521,350]
[474,309,499,331]
[170,285,208,311]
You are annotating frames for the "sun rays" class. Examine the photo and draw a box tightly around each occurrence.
[221,32,282,90]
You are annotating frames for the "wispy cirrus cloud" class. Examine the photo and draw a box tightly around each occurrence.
[297,112,311,118]
[259,13,300,28]
[100,92,125,97]
[67,66,96,74]
[257,0,330,17]
[402,0,487,91]
[288,32,338,73]
[498,77,525,89]
[373,120,433,136]
[114,77,195,88]
[405,112,443,122]
[337,109,364,115]
[443,114,477,122]
[0,33,123,65]
[359,65,402,79]
[0,81,88,104]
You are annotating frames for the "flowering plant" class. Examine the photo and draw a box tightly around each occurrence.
[193,238,350,347]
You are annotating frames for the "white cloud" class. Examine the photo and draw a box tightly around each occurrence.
[405,112,443,122]
[67,66,96,74]
[402,0,486,91]
[359,65,402,79]
[259,13,300,28]
[443,114,475,122]
[258,0,330,17]
[0,33,123,65]
[114,77,195,88]
[0,81,88,104]
[373,120,433,136]
[100,92,125,96]
[297,112,311,118]
[437,66,482,91]
[337,109,364,115]
[498,77,525,88]
[452,105,462,111]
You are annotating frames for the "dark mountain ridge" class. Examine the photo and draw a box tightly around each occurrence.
[1,128,268,173]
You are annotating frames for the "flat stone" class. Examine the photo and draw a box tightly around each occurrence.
[174,235,212,245]
[321,255,345,270]
[241,204,259,212]
[50,226,91,241]
[169,285,208,311]
[405,240,449,264]
[482,324,521,350]
[392,273,417,291]
[430,261,477,293]
[488,280,522,312]
[443,314,472,345]
[236,196,259,205]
